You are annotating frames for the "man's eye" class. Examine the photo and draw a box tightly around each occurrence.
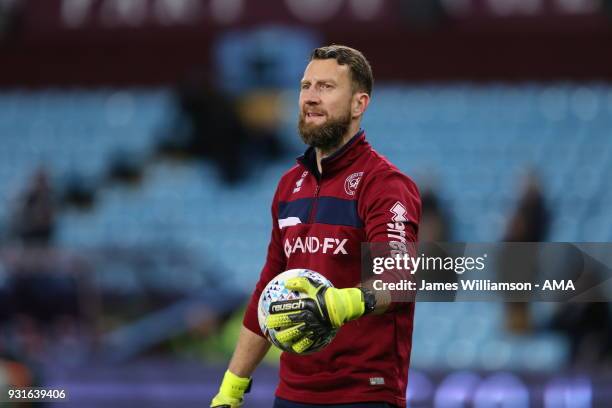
[301,84,309,90]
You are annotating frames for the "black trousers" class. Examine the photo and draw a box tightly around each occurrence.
[273,397,398,408]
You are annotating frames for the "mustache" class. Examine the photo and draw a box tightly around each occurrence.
[302,110,327,116]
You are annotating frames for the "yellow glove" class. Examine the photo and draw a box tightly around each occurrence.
[266,277,371,353]
[210,370,252,408]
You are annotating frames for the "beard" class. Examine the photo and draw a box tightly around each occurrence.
[298,109,352,152]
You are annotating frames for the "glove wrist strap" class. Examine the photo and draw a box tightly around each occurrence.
[220,370,252,398]
[347,288,367,320]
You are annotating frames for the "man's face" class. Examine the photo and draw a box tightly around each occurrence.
[298,59,354,151]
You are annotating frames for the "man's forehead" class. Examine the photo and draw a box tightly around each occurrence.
[302,59,350,83]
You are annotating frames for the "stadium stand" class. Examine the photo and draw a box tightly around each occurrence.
[2,84,612,373]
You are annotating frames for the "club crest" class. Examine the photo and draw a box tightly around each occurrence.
[344,172,364,196]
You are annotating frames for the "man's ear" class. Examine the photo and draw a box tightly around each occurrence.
[352,93,370,118]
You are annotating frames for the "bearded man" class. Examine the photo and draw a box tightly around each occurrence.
[210,45,421,408]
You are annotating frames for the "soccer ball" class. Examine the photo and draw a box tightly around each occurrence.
[258,269,337,354]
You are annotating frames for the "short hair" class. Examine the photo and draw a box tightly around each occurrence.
[310,45,373,96]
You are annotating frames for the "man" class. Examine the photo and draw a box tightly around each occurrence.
[210,45,421,408]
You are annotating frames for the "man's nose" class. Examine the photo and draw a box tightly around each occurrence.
[302,88,321,104]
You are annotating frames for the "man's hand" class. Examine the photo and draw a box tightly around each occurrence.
[210,370,252,408]
[265,277,369,353]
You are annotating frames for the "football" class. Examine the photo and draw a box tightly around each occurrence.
[258,269,338,354]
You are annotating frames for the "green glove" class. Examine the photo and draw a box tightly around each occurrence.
[210,370,252,408]
[266,277,368,353]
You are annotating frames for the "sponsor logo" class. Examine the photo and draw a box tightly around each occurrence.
[344,171,364,196]
[271,300,305,312]
[387,202,409,255]
[284,237,348,257]
[390,201,407,222]
[369,377,385,386]
[293,171,308,194]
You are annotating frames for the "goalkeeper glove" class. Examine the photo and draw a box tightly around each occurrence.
[266,277,376,353]
[210,370,252,408]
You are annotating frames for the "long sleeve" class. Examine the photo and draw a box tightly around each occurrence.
[358,168,421,305]
[242,185,287,337]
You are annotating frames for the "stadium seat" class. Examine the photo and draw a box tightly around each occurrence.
[0,84,605,371]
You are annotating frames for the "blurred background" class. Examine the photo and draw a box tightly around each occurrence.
[1,0,612,406]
